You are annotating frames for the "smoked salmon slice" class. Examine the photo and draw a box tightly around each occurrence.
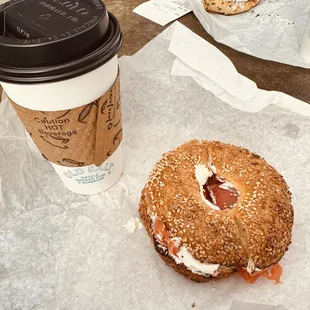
[239,263,283,284]
[261,263,282,284]
[153,217,179,256]
[239,267,261,283]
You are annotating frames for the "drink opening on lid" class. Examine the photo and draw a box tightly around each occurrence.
[0,0,122,84]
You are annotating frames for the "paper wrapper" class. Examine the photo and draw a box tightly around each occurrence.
[190,0,310,68]
[169,22,310,116]
[1,24,310,310]
[10,74,122,167]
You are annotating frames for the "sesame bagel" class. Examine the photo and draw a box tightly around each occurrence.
[203,0,260,15]
[139,140,293,282]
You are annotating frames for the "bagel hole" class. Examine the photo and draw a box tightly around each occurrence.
[203,174,239,210]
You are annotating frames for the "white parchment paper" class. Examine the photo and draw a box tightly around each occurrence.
[190,0,310,68]
[169,22,310,115]
[1,24,310,310]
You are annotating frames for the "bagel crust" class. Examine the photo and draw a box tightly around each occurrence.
[139,140,293,282]
[203,0,260,15]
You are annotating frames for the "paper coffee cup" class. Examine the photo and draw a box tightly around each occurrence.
[301,11,310,62]
[0,0,123,195]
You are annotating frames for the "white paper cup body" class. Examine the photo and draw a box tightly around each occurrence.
[51,145,123,195]
[301,12,310,62]
[1,55,123,195]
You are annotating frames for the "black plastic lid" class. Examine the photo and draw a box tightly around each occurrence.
[0,0,122,84]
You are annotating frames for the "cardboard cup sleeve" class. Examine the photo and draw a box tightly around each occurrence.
[10,73,122,167]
